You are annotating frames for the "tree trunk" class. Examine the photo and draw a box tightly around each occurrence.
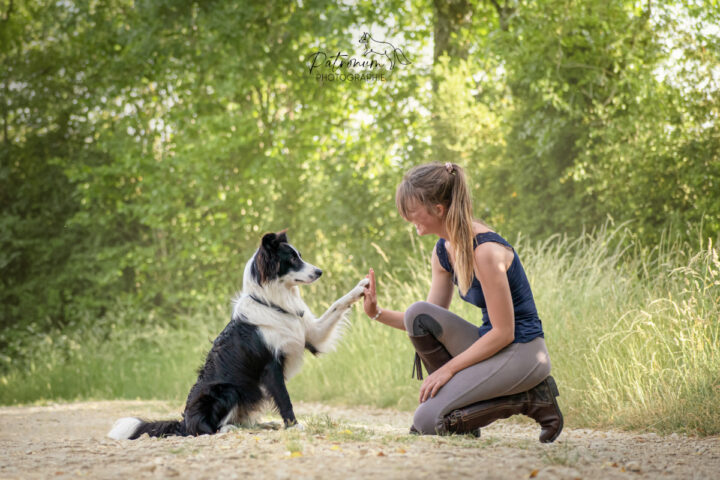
[433,0,472,69]
[431,0,472,160]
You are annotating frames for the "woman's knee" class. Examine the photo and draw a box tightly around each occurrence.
[412,400,445,435]
[413,399,445,435]
[403,301,433,333]
[535,342,552,380]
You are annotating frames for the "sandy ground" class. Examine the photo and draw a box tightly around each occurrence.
[0,400,718,480]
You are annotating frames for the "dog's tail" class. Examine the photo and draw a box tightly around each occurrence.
[108,417,188,440]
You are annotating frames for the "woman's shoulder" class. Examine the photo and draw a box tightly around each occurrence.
[472,228,515,271]
[473,239,509,263]
[471,221,495,236]
[472,225,512,249]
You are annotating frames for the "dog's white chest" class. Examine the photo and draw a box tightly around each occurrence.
[231,294,309,379]
[259,320,306,379]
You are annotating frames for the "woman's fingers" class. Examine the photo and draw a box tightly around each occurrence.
[419,379,431,403]
[420,381,435,403]
[363,268,378,317]
[368,269,376,299]
[431,383,440,399]
[419,369,452,403]
[422,383,433,403]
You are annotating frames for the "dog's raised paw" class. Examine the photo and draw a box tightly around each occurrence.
[348,280,369,301]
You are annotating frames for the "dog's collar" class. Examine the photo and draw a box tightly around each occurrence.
[248,294,304,318]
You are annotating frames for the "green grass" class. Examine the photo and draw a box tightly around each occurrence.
[1,224,718,436]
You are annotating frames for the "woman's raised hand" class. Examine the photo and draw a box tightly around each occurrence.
[363,268,379,319]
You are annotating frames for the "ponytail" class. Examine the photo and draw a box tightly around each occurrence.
[396,162,476,295]
[444,165,475,295]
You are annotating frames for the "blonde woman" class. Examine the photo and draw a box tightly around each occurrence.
[362,162,563,442]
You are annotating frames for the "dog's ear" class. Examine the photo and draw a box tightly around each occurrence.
[261,232,280,250]
[255,250,276,284]
[254,230,290,284]
[254,242,278,285]
[261,230,288,250]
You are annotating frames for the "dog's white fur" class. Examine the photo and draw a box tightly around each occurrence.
[232,249,369,380]
[108,417,143,441]
[107,239,368,439]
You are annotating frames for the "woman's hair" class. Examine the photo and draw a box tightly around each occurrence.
[396,162,475,295]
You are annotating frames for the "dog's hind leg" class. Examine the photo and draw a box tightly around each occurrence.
[261,355,297,428]
[184,383,261,435]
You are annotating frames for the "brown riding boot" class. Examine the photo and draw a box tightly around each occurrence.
[525,375,564,443]
[407,334,455,435]
[408,333,452,380]
[443,391,527,435]
[442,376,563,443]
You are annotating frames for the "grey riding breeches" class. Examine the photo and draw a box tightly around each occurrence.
[404,301,551,434]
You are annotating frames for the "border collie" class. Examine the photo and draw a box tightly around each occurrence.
[108,230,368,439]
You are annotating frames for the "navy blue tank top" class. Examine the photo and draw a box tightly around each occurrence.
[435,232,544,343]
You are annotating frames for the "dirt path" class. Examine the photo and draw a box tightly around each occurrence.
[0,400,718,479]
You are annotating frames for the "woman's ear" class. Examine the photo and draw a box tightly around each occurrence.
[433,204,446,217]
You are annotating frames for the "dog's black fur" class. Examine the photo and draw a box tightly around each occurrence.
[128,319,273,438]
[108,231,367,439]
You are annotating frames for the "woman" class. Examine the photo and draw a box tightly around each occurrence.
[362,162,563,442]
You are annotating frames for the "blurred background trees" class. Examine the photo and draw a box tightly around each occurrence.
[2,0,719,336]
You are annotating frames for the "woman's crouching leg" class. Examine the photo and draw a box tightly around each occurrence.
[410,338,551,435]
[412,395,451,435]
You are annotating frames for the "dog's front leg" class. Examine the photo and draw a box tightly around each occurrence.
[306,278,369,348]
[261,355,297,428]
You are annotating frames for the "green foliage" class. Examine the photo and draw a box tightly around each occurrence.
[1,0,427,333]
[432,1,720,240]
[2,0,718,334]
[1,0,719,435]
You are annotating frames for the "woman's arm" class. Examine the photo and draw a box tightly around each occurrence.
[426,244,454,309]
[419,242,515,402]
[364,245,455,330]
[362,268,405,330]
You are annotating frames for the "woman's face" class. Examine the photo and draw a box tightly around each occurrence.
[402,200,446,237]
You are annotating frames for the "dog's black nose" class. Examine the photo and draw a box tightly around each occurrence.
[314,269,323,277]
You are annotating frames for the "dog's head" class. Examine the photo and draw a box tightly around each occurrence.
[251,230,322,287]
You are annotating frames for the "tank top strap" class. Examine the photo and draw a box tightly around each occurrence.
[474,231,513,250]
[435,238,453,273]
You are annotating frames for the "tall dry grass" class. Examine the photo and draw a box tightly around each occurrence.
[1,225,718,435]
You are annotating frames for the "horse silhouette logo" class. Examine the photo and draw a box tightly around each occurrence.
[358,32,411,71]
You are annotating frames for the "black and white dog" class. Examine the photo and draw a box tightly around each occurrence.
[108,230,368,440]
